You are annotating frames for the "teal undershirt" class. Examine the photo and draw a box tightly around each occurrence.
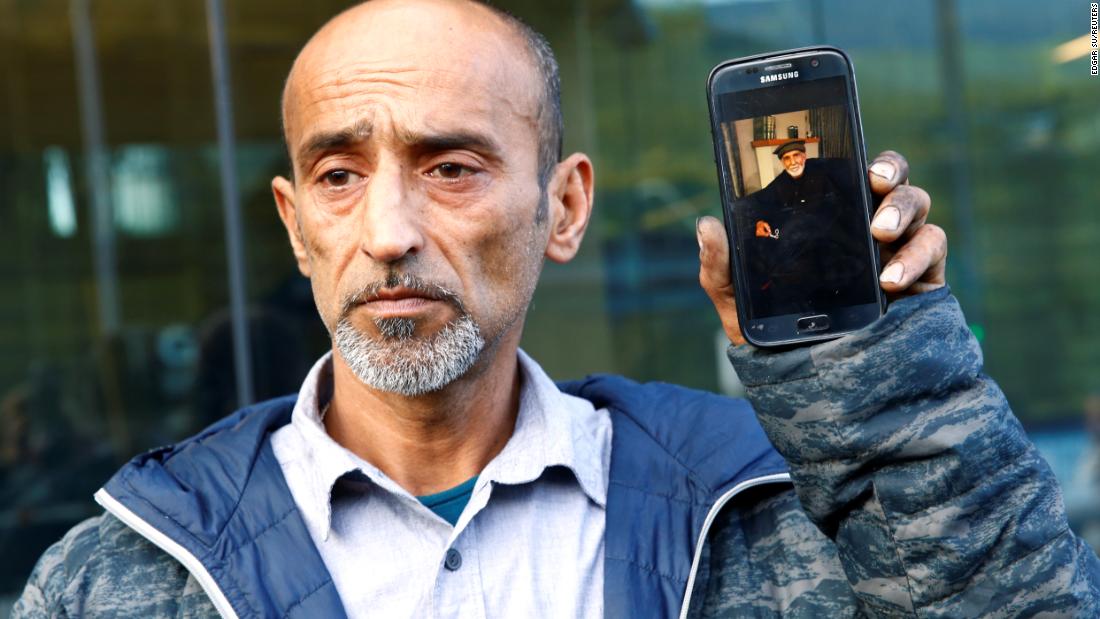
[416,475,478,526]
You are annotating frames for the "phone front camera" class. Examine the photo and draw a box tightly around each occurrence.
[810,58,820,68]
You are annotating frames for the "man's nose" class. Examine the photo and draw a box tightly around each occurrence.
[357,162,425,264]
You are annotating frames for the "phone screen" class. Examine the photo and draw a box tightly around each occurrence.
[710,50,882,344]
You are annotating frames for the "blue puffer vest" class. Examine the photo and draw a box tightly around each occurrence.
[97,374,790,618]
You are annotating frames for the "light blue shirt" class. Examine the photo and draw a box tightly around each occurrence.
[270,350,611,618]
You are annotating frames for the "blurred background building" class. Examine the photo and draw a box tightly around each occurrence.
[1,0,1098,607]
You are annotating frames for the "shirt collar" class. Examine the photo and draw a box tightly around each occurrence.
[480,349,608,509]
[285,348,609,539]
[285,352,367,540]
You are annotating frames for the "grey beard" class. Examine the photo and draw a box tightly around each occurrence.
[376,317,415,339]
[334,313,484,396]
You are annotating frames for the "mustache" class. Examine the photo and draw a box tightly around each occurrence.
[339,271,468,319]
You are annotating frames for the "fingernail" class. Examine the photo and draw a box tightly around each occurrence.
[872,206,900,231]
[870,161,895,182]
[696,217,704,251]
[880,262,904,284]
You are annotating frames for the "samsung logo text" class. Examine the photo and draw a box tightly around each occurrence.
[760,71,799,84]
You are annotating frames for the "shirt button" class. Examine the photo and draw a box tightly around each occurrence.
[444,548,462,572]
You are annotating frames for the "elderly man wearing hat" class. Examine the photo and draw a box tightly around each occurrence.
[775,138,809,179]
[736,138,871,316]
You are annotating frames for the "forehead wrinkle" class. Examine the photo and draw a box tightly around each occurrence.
[295,66,421,114]
[302,65,536,142]
[285,62,423,141]
[306,62,424,93]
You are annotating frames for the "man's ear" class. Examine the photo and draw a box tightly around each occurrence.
[272,176,312,277]
[544,153,595,264]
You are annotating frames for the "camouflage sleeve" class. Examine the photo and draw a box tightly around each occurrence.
[10,516,102,618]
[728,287,1100,617]
[693,484,862,618]
[11,513,215,618]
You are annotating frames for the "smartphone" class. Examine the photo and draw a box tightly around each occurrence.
[706,46,885,347]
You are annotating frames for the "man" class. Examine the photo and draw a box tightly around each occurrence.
[738,139,872,316]
[14,1,1100,617]
[765,139,851,204]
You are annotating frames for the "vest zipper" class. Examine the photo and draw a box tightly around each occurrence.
[676,472,793,619]
[95,488,240,619]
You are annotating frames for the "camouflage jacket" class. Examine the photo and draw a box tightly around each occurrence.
[14,288,1100,617]
[689,287,1100,617]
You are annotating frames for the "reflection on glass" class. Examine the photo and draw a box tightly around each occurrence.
[111,145,177,237]
[44,147,78,239]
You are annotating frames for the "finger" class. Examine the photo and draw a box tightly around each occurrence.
[696,216,746,346]
[878,223,947,295]
[871,184,931,244]
[888,245,946,298]
[867,150,910,196]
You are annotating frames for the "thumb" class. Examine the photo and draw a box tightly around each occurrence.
[696,216,746,346]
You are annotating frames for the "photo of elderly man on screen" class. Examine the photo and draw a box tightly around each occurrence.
[718,105,875,317]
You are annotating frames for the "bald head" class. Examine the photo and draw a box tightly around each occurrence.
[281,0,561,189]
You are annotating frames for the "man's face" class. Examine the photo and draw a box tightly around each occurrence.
[781,150,807,178]
[274,0,549,394]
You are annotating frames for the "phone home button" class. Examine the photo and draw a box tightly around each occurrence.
[796,314,830,333]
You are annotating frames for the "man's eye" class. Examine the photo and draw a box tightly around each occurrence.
[430,162,472,180]
[322,170,360,187]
